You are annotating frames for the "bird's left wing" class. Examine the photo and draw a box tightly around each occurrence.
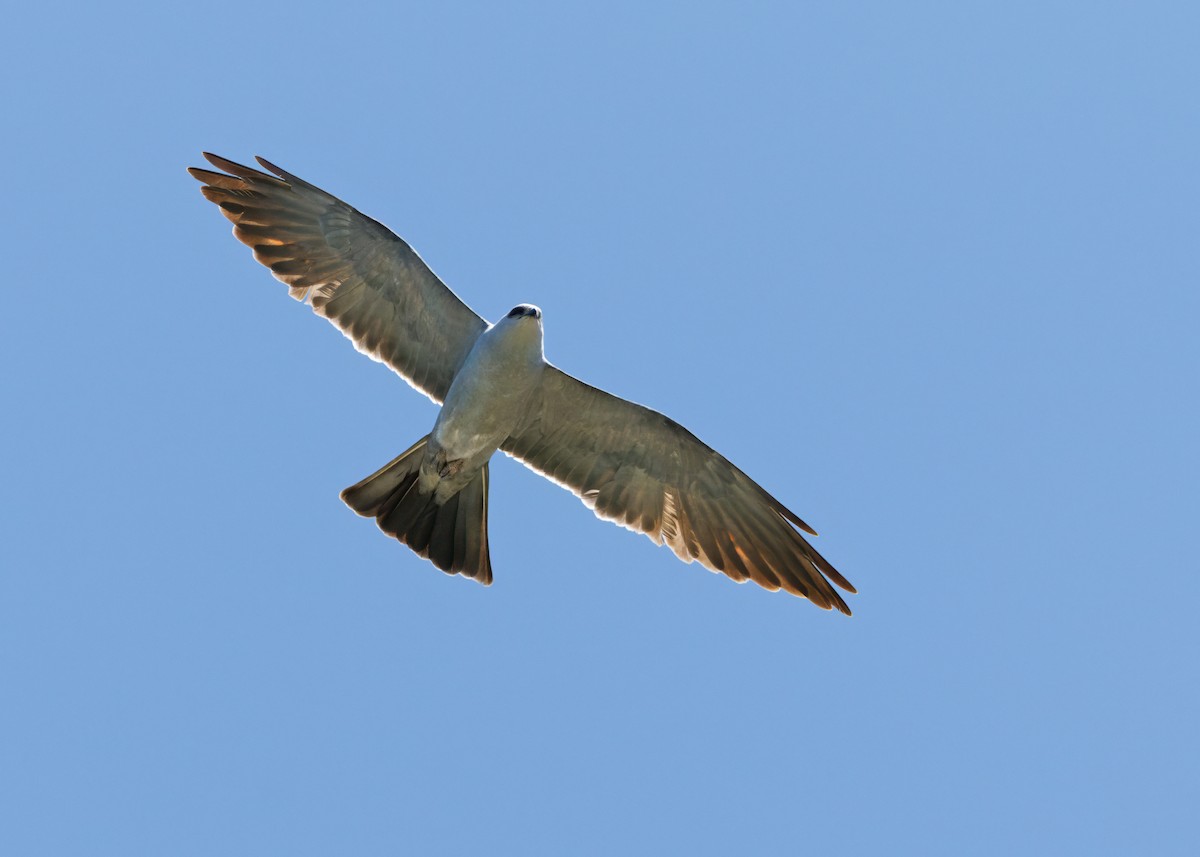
[501,367,856,613]
[189,154,487,403]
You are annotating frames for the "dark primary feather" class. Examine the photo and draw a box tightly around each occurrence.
[187,154,486,403]
[502,368,856,614]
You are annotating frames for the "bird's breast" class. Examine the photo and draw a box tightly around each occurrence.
[431,323,545,462]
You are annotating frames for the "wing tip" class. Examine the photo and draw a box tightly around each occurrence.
[196,152,289,186]
[254,155,288,179]
[783,507,819,536]
[809,587,853,616]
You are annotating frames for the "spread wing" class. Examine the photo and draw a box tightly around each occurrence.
[502,367,856,613]
[188,153,487,403]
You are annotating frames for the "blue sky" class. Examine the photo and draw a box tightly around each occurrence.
[2,2,1197,854]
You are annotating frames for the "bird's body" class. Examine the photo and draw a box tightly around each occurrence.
[427,305,545,501]
[190,154,857,613]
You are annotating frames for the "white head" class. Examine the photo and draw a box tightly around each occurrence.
[490,303,545,362]
[503,303,542,322]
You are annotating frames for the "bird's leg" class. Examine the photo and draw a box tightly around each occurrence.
[430,447,464,480]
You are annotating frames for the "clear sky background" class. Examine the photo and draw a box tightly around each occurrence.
[2,2,1196,854]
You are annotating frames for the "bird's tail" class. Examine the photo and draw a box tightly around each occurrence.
[340,436,493,585]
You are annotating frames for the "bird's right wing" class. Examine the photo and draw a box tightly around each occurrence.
[189,154,487,403]
[502,367,855,612]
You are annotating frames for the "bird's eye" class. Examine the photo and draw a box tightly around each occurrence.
[508,306,524,318]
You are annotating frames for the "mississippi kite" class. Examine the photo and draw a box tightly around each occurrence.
[189,154,856,613]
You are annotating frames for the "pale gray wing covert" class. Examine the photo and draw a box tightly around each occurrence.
[502,367,856,613]
[188,154,487,403]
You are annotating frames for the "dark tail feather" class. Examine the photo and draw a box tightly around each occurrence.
[340,436,493,585]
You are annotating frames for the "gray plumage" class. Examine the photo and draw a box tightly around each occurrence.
[189,154,856,613]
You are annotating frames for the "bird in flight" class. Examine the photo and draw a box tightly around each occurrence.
[189,154,856,613]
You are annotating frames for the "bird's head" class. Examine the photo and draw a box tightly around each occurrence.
[504,304,542,322]
[492,303,545,361]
